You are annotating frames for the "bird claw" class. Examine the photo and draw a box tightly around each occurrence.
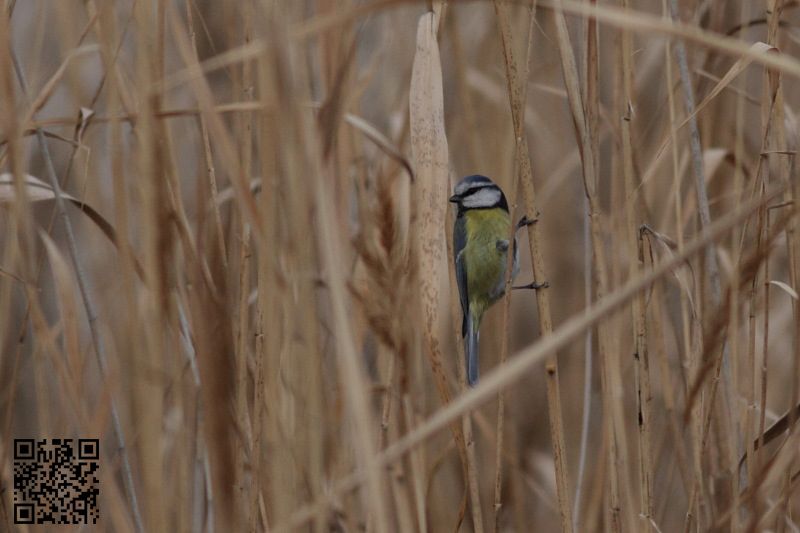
[513,280,549,290]
[516,213,540,230]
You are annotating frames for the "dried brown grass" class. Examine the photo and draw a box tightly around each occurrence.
[1,1,800,532]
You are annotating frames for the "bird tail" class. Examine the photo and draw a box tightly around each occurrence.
[465,313,480,387]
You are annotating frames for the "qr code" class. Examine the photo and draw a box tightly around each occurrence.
[13,439,100,524]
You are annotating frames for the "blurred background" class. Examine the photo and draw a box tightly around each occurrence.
[1,0,799,531]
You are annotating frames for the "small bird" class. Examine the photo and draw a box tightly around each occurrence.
[449,175,544,386]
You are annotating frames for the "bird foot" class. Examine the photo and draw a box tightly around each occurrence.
[513,280,549,290]
[516,213,539,230]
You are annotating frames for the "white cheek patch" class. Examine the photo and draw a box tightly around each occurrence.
[462,188,502,208]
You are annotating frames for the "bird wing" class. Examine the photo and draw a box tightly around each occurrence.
[454,215,469,337]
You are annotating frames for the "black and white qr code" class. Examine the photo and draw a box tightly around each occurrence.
[13,438,100,525]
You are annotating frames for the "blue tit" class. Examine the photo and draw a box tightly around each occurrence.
[449,175,519,387]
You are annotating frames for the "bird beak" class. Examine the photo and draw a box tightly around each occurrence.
[448,194,459,203]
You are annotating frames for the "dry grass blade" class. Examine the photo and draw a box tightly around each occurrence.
[653,42,777,168]
[536,0,800,79]
[0,172,81,203]
[681,210,795,425]
[688,42,773,134]
[767,280,799,300]
[213,178,262,207]
[0,173,145,279]
[39,231,81,380]
[20,45,100,127]
[344,113,414,181]
[166,3,263,241]
[641,224,698,318]
[157,39,266,93]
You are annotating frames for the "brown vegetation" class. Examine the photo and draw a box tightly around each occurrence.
[1,0,799,531]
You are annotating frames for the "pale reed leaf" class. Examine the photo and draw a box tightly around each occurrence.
[768,280,799,300]
[0,172,79,203]
[0,173,144,279]
[409,11,449,339]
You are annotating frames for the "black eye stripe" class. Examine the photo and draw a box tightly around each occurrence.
[462,184,498,196]
[454,175,499,196]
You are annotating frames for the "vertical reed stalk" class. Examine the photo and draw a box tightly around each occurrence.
[493,2,574,531]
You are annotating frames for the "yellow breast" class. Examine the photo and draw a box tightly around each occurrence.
[463,208,512,319]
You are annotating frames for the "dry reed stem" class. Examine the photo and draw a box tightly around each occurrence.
[166,4,263,242]
[39,232,86,427]
[274,175,788,532]
[762,11,800,521]
[573,1,599,526]
[81,0,137,117]
[5,2,800,531]
[185,0,228,268]
[492,2,574,531]
[284,4,394,529]
[445,197,476,530]
[0,5,94,529]
[461,393,484,532]
[668,9,737,505]
[315,110,392,533]
[651,41,777,168]
[293,0,800,83]
[550,1,629,530]
[99,4,148,528]
[682,208,795,531]
[491,3,537,531]
[643,232,692,498]
[657,1,711,528]
[616,1,654,528]
[19,45,100,128]
[233,3,254,518]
